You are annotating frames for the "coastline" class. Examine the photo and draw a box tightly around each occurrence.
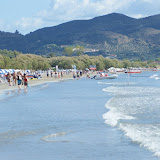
[0,74,74,95]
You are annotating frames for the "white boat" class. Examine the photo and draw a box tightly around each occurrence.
[125,68,142,73]
[94,74,118,80]
[125,70,141,73]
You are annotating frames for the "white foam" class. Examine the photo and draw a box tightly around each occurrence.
[98,82,136,85]
[103,86,160,96]
[119,123,160,157]
[103,85,160,157]
[150,74,158,78]
[103,98,135,127]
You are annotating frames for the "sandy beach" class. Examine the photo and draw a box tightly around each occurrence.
[0,73,74,94]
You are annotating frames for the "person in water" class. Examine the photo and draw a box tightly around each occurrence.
[12,72,17,86]
[17,72,23,91]
[23,73,29,92]
[7,72,12,86]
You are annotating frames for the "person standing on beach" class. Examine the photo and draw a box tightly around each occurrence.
[77,71,80,79]
[80,71,82,77]
[51,71,53,77]
[73,73,76,79]
[12,72,17,86]
[47,71,49,78]
[23,74,29,92]
[61,71,63,77]
[55,72,57,78]
[17,72,23,91]
[58,72,60,78]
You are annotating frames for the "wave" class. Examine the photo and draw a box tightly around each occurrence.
[103,85,160,157]
[103,86,160,96]
[119,123,160,157]
[0,130,37,143]
[103,98,135,127]
[41,132,69,142]
[98,82,137,85]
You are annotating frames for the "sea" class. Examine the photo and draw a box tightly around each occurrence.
[0,72,160,160]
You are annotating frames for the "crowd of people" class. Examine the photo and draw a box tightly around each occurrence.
[4,71,29,92]
[47,71,63,78]
[0,69,93,93]
[73,70,83,79]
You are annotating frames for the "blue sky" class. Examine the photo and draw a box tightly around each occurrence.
[0,0,160,35]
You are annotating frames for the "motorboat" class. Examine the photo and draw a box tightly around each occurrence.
[125,69,141,73]
[94,74,118,80]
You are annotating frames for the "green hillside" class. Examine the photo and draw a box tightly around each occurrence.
[0,13,160,60]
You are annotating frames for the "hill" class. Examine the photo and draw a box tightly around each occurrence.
[1,13,160,60]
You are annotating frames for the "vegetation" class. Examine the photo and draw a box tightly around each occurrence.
[0,49,158,70]
[0,50,50,70]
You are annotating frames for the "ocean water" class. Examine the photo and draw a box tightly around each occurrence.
[0,73,159,160]
[103,72,160,159]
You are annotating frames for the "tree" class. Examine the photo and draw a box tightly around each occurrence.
[3,56,10,68]
[15,30,20,34]
[48,52,56,58]
[63,47,73,56]
[122,59,131,68]
[75,45,84,56]
[0,55,5,68]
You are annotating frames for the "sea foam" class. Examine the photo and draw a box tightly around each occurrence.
[103,85,160,157]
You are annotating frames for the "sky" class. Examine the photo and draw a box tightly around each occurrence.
[0,0,160,35]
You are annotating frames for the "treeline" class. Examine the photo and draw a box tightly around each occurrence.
[0,50,50,70]
[0,49,158,70]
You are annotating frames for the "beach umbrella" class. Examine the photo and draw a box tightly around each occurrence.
[9,69,14,73]
[1,69,6,74]
[26,70,31,73]
[5,69,9,73]
[4,69,9,75]
[14,69,21,73]
[0,69,3,74]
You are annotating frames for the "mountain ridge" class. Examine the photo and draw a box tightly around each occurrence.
[1,13,160,60]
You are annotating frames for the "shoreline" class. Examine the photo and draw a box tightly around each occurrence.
[0,74,74,95]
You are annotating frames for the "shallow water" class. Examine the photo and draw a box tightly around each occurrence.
[103,71,160,159]
[0,74,159,160]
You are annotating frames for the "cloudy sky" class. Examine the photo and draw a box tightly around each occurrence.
[0,0,160,35]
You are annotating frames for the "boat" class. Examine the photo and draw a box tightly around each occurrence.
[94,74,118,80]
[125,69,141,73]
[152,68,158,71]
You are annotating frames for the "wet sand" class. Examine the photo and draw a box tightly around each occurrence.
[0,74,74,94]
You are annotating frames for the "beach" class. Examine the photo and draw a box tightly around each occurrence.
[0,73,74,94]
[0,72,160,160]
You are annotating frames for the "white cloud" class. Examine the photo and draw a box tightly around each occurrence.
[2,0,160,34]
[0,19,14,33]
[0,19,4,28]
[42,0,133,20]
[16,17,43,30]
[131,14,146,19]
[13,0,134,34]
